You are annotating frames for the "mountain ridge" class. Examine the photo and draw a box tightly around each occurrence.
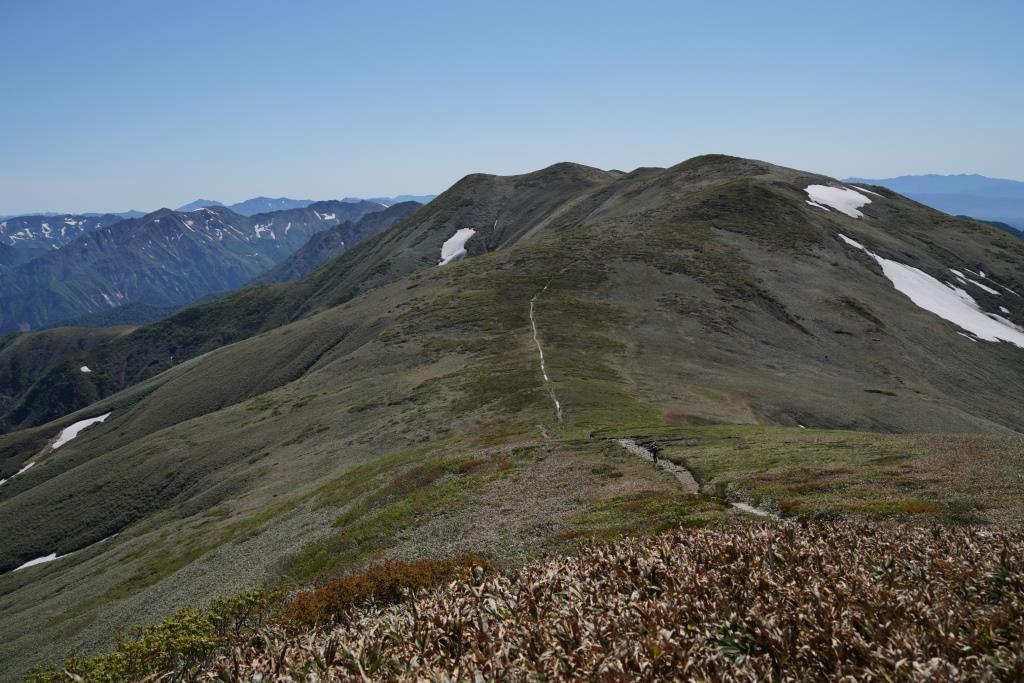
[1,154,1023,678]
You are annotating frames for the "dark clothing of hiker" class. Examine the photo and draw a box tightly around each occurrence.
[649,441,659,464]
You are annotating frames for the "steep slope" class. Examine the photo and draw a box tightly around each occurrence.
[1,156,1024,679]
[0,327,127,435]
[0,213,125,250]
[0,243,45,271]
[254,201,423,285]
[0,201,384,335]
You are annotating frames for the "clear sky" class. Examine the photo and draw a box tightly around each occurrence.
[2,0,1022,214]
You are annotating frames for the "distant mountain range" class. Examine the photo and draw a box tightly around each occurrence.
[2,196,436,229]
[0,200,389,334]
[253,201,422,285]
[176,195,436,215]
[363,194,437,207]
[844,174,1024,232]
[175,197,318,216]
[0,211,144,221]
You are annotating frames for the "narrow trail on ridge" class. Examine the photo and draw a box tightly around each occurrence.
[616,438,780,519]
[530,282,562,425]
[616,439,699,494]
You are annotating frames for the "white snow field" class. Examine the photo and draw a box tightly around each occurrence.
[438,228,476,265]
[80,365,92,373]
[51,412,112,450]
[805,185,872,218]
[839,234,1024,348]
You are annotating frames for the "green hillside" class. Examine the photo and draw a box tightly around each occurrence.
[1,155,1023,679]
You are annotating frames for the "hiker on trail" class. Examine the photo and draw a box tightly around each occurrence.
[648,440,659,464]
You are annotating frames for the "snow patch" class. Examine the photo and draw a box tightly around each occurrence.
[15,553,59,571]
[1000,306,1011,314]
[438,228,476,266]
[52,412,111,450]
[967,277,1000,296]
[805,200,831,212]
[80,366,92,373]
[1,460,35,486]
[838,234,1024,348]
[805,185,872,218]
[837,234,865,250]
[950,269,998,293]
[850,185,884,198]
[10,534,118,574]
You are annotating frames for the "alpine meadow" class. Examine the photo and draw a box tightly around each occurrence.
[1,2,1022,681]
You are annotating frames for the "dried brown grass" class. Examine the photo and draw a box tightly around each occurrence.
[185,523,1023,681]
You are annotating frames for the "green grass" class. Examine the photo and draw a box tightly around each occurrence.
[284,447,538,582]
[628,425,1024,524]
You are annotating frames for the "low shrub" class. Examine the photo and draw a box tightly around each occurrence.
[25,590,277,683]
[25,556,488,682]
[279,555,489,630]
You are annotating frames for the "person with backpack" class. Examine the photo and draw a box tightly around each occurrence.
[648,440,659,464]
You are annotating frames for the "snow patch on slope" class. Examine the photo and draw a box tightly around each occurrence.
[10,534,119,573]
[438,228,476,266]
[839,234,1024,348]
[805,186,872,218]
[0,460,36,487]
[15,553,59,571]
[850,185,884,198]
[52,412,111,450]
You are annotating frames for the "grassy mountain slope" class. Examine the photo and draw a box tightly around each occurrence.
[1,155,1023,678]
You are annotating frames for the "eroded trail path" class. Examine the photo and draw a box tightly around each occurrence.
[530,283,563,424]
[616,439,781,518]
[617,439,699,494]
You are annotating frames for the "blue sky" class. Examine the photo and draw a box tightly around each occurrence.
[2,0,1022,214]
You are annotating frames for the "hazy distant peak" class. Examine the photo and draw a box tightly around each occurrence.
[175,198,225,212]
